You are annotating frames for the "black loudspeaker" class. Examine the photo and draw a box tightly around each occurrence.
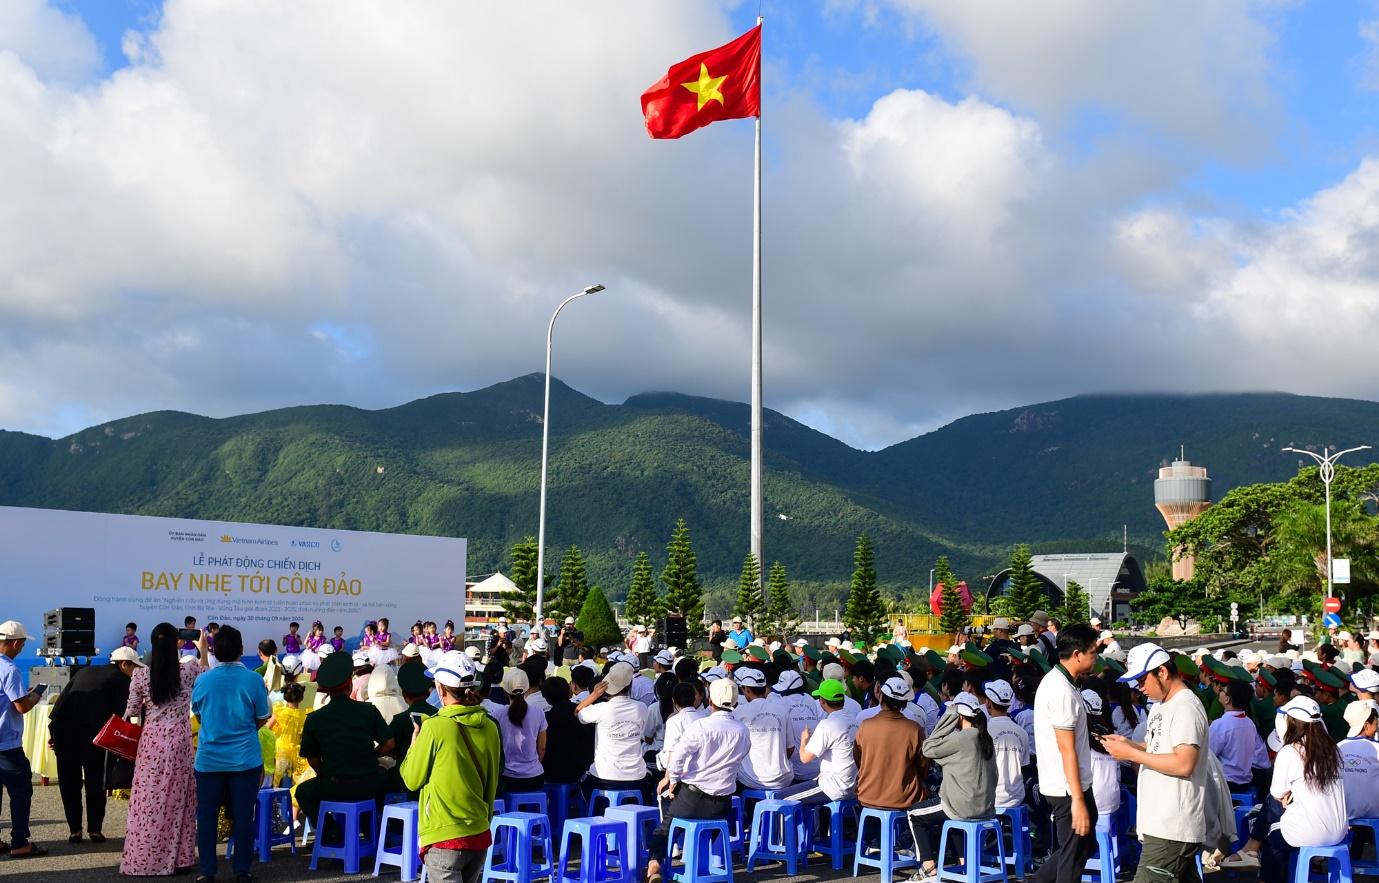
[658,615,688,649]
[44,608,95,630]
[43,631,96,656]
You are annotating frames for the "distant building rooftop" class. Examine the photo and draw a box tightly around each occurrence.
[986,552,1147,623]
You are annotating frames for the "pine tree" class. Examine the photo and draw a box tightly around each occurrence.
[549,545,589,624]
[624,552,655,627]
[1005,543,1047,623]
[734,552,765,630]
[844,532,886,645]
[660,519,705,638]
[500,537,540,622]
[1057,579,1093,626]
[765,561,800,638]
[935,555,970,634]
[576,585,623,648]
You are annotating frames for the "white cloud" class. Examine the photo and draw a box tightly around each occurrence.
[0,0,100,84]
[2,1,1379,453]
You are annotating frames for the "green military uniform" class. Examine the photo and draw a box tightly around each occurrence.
[296,653,394,827]
[382,699,436,796]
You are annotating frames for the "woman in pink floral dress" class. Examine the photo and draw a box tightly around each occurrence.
[120,622,207,876]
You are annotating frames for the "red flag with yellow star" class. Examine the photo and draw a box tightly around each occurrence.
[641,25,761,139]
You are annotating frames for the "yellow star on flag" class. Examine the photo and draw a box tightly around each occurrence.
[681,63,727,110]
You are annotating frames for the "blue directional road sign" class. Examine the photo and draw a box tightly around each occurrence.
[1324,612,1343,629]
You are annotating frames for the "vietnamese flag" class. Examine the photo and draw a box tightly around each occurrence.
[640,25,761,139]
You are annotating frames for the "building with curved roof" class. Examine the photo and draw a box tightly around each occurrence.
[985,552,1148,623]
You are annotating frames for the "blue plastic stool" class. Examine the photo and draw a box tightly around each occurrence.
[557,817,630,883]
[806,798,859,871]
[374,801,421,881]
[502,792,550,818]
[309,799,379,874]
[746,799,808,875]
[854,807,920,880]
[385,792,410,805]
[226,786,296,862]
[1230,788,1257,807]
[589,789,642,817]
[485,812,556,883]
[1081,818,1118,883]
[1290,843,1354,883]
[1117,789,1139,865]
[995,805,1032,879]
[1350,818,1379,874]
[727,797,745,858]
[1232,805,1253,854]
[937,818,1008,883]
[603,805,659,871]
[545,782,586,846]
[666,817,733,883]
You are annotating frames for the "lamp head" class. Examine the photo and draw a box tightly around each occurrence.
[583,284,605,294]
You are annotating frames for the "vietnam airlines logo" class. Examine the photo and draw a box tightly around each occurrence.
[221,535,233,543]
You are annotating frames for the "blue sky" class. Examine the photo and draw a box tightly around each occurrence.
[7,2,1379,449]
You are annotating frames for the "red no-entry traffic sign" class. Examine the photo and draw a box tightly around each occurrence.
[1324,596,1342,614]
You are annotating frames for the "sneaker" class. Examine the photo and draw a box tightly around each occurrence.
[906,867,939,883]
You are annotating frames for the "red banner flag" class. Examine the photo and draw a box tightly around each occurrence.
[640,25,761,139]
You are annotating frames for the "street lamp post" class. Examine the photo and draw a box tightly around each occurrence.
[1282,444,1372,600]
[534,284,605,627]
[929,569,936,594]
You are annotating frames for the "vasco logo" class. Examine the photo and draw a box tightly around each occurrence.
[290,540,321,549]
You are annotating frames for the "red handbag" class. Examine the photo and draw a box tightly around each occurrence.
[93,715,142,761]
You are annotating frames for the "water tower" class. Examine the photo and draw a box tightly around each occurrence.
[1154,450,1211,580]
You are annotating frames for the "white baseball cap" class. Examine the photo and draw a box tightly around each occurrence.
[351,650,370,665]
[527,637,548,654]
[653,649,675,667]
[1015,624,1036,638]
[426,651,478,689]
[401,643,421,658]
[709,678,739,708]
[702,666,729,682]
[732,616,743,623]
[734,668,767,689]
[318,644,335,657]
[947,645,964,656]
[825,637,841,648]
[1352,668,1379,693]
[110,646,145,667]
[1100,631,1114,642]
[464,646,481,660]
[0,621,30,641]
[1081,689,1104,714]
[1119,643,1172,682]
[602,662,635,694]
[501,668,530,695]
[1280,696,1322,726]
[951,693,982,718]
[792,639,809,648]
[991,617,1012,631]
[722,638,739,650]
[565,617,576,625]
[879,676,914,702]
[821,662,846,682]
[281,655,304,675]
[773,670,804,693]
[983,679,1013,707]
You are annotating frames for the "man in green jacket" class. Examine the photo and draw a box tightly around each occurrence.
[401,650,502,883]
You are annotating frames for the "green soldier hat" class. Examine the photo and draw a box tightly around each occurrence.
[820,651,840,667]
[315,651,354,691]
[800,645,823,662]
[1173,654,1201,680]
[1256,667,1277,688]
[923,649,948,671]
[398,663,434,695]
[838,648,858,666]
[746,646,769,662]
[961,648,993,668]
[1002,645,1029,662]
[721,650,744,664]
[1302,659,1345,694]
[1231,665,1253,683]
[1201,655,1236,684]
[1102,657,1127,677]
[1025,648,1052,673]
[772,649,794,666]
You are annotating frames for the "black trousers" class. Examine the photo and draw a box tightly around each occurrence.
[52,733,107,835]
[1031,788,1099,883]
[650,785,735,864]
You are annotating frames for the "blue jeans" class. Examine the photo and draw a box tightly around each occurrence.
[195,767,260,878]
[0,747,33,848]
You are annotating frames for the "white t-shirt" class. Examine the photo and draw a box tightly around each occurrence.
[1273,741,1349,846]
[775,694,822,781]
[657,706,707,772]
[1339,737,1379,820]
[578,695,650,781]
[988,714,1030,808]
[643,703,667,753]
[914,692,940,736]
[1137,687,1209,844]
[858,702,923,727]
[733,697,795,790]
[1090,750,1121,817]
[1034,668,1092,798]
[805,710,859,800]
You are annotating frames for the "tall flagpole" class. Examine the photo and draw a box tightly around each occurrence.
[750,15,764,587]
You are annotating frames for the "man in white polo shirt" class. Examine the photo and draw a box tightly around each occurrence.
[732,668,794,792]
[1104,642,1210,883]
[1029,622,1099,883]
[775,679,858,805]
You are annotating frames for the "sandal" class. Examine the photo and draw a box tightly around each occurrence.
[89,833,106,844]
[7,844,48,858]
[68,834,83,843]
[1219,851,1259,869]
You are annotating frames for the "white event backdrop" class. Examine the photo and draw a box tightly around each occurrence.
[0,506,466,668]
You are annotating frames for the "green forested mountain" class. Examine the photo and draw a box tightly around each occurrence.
[3,378,1379,612]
